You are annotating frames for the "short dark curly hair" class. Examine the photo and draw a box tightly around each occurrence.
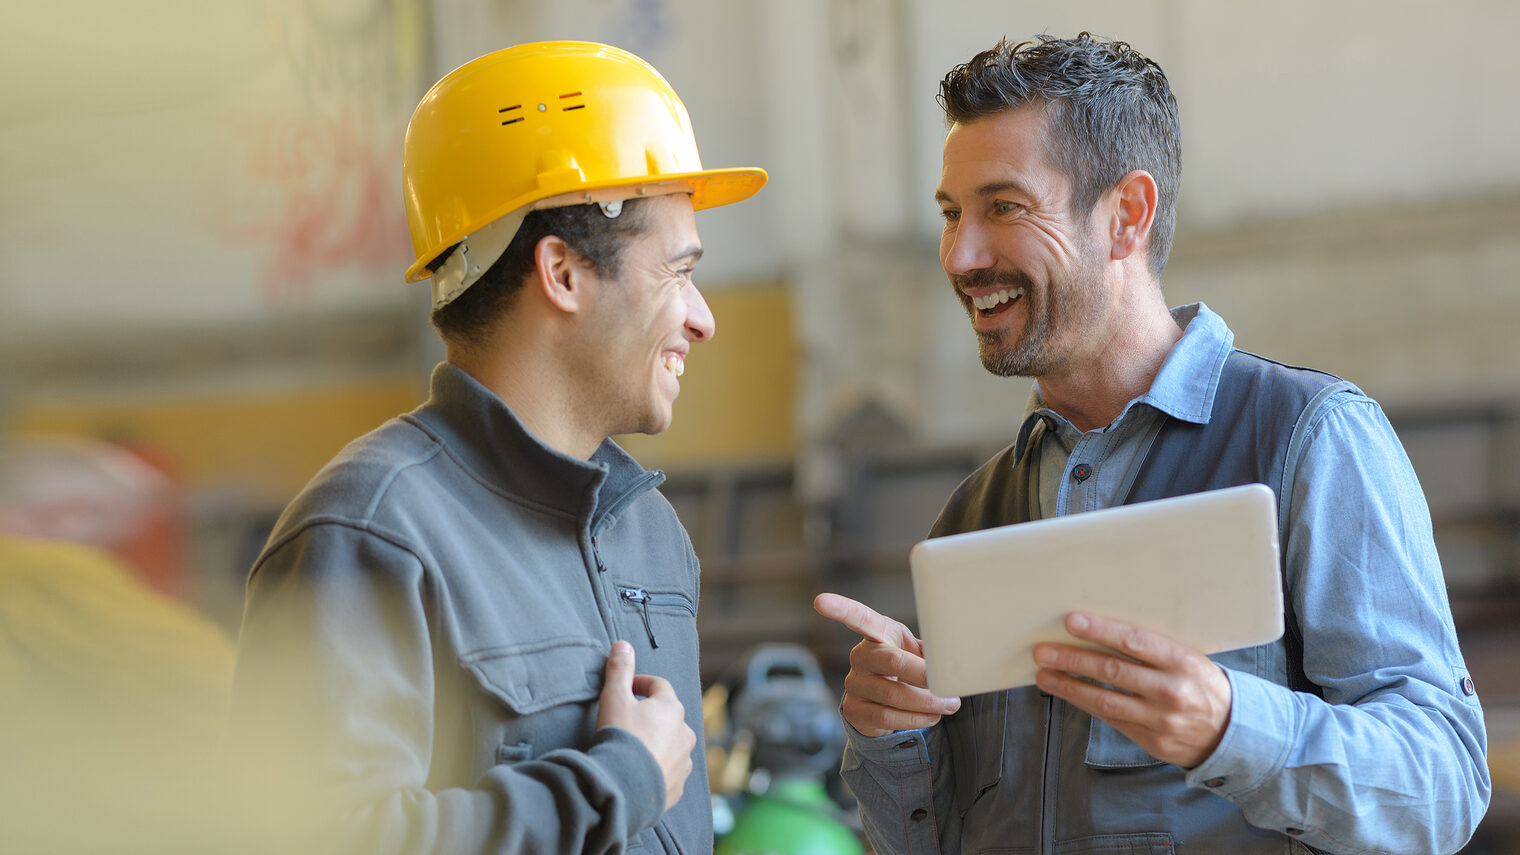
[430,199,651,348]
[938,33,1181,275]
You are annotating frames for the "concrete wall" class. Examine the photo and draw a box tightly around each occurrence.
[4,0,1518,470]
[787,0,1520,454]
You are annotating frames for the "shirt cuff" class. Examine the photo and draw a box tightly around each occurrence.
[1184,668,1299,799]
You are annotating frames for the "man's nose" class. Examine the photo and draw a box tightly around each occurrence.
[685,284,715,343]
[941,220,995,276]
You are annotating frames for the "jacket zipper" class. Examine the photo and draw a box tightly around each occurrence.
[585,470,663,650]
[591,536,608,573]
[617,586,695,649]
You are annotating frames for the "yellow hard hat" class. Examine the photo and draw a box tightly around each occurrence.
[402,41,768,308]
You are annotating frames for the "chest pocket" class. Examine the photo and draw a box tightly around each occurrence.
[943,691,1008,813]
[1084,643,1277,769]
[613,584,696,650]
[1084,718,1166,769]
[460,637,607,774]
[463,636,606,712]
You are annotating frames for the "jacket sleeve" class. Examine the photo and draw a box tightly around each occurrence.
[840,723,961,855]
[1185,393,1491,854]
[222,521,666,855]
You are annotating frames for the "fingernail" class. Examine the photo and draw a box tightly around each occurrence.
[611,640,632,655]
[943,698,961,714]
[1068,613,1089,632]
[1034,647,1056,666]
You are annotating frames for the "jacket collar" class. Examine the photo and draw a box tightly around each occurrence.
[407,362,663,529]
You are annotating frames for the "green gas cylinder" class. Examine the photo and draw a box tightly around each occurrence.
[715,776,864,855]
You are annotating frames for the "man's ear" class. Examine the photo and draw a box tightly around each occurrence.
[1107,169,1158,262]
[532,234,590,314]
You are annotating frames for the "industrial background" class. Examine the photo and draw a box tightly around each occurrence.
[4,0,1518,850]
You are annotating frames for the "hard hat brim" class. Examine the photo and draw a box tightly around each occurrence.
[404,166,768,284]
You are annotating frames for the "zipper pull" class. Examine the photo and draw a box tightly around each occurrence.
[591,536,607,573]
[619,587,659,649]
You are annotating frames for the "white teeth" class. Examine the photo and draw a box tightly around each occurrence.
[971,287,1025,310]
[664,355,685,377]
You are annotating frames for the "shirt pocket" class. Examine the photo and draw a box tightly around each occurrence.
[1084,717,1166,770]
[1084,643,1270,769]
[459,636,606,777]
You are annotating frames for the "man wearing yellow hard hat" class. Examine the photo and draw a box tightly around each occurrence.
[225,41,765,854]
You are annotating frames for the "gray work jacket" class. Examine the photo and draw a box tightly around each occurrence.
[226,363,710,854]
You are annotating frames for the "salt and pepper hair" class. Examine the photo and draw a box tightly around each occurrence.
[939,33,1182,275]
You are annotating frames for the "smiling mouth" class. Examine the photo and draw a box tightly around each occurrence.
[970,286,1025,316]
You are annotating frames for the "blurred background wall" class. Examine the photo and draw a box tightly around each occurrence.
[4,0,1518,848]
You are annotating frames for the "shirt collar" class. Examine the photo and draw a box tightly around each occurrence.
[1011,302,1235,462]
[1134,302,1234,424]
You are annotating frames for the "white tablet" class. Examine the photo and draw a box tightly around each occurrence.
[909,482,1284,698]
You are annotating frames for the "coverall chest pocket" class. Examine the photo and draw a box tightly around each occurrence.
[460,637,606,777]
[1052,832,1177,854]
[942,690,1008,814]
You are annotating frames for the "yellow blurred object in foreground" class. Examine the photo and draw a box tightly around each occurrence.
[0,534,234,854]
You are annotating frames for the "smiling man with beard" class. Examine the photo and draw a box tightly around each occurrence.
[815,33,1489,854]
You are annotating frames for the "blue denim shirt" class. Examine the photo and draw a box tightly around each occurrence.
[841,304,1490,854]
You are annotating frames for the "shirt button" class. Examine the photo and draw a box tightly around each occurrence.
[910,808,928,822]
[1204,777,1226,788]
[1072,463,1093,482]
[1285,827,1305,836]
[1461,676,1477,696]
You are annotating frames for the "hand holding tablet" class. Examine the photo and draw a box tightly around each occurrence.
[908,483,1284,698]
[817,484,1284,706]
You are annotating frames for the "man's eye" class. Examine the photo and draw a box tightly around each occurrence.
[940,209,961,222]
[994,201,1019,215]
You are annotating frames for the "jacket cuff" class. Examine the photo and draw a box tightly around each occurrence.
[844,722,935,767]
[587,725,667,837]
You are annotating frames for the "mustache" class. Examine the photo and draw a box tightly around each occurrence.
[954,268,1034,292]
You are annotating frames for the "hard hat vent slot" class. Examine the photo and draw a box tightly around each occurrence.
[498,105,524,126]
[559,91,586,111]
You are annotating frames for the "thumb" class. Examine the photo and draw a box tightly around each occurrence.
[602,640,635,702]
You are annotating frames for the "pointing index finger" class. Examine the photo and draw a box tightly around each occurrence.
[814,592,904,647]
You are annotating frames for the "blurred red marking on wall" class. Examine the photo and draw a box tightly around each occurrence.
[214,110,411,304]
